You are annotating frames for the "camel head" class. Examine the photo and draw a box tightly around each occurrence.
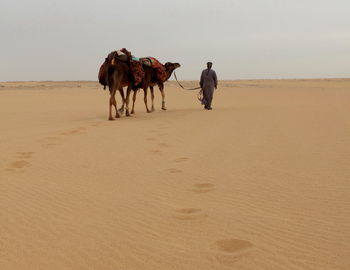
[164,62,181,72]
[164,62,181,80]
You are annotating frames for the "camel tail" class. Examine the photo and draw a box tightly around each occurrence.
[98,60,109,90]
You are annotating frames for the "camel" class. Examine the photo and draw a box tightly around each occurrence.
[99,51,180,119]
[98,51,132,120]
[125,61,181,115]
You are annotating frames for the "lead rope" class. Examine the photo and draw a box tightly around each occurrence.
[173,71,201,90]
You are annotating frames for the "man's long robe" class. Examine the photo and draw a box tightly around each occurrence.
[200,69,218,108]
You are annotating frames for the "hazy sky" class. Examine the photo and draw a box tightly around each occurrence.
[1,0,349,81]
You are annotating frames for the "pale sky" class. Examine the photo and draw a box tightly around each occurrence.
[1,0,349,81]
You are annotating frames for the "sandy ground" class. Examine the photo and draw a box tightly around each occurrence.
[1,79,350,270]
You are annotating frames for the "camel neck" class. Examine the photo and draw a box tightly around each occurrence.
[166,70,174,80]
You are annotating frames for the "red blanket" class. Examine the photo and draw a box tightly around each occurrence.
[140,57,168,82]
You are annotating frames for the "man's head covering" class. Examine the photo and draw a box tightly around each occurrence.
[207,62,213,73]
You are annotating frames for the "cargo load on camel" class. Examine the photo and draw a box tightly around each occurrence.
[139,57,168,82]
[98,48,145,90]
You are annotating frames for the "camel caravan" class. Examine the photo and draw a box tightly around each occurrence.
[98,48,180,120]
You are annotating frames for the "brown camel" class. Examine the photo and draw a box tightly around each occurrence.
[125,62,181,115]
[98,51,133,120]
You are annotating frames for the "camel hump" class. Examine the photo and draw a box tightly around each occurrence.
[108,48,133,62]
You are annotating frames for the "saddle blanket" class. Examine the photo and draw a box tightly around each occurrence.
[140,57,167,82]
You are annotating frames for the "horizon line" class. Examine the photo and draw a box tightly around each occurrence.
[1,77,350,83]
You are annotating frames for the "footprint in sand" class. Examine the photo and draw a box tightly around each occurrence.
[11,160,30,168]
[166,168,183,173]
[16,152,34,159]
[6,160,31,172]
[38,136,61,148]
[158,143,169,148]
[192,183,215,193]
[174,208,206,220]
[61,127,86,136]
[146,137,156,141]
[151,149,163,154]
[210,239,254,266]
[215,239,253,253]
[5,152,34,172]
[173,157,189,163]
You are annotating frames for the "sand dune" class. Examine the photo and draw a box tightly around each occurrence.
[1,79,350,269]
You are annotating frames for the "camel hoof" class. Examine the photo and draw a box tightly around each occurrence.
[108,117,115,121]
[147,110,152,113]
[126,112,131,117]
[162,107,167,111]
[131,111,135,114]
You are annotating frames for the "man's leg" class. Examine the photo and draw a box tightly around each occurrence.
[206,88,214,109]
[202,88,209,109]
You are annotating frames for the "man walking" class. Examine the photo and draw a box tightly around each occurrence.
[200,62,218,110]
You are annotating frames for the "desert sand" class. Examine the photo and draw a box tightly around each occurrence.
[1,79,350,270]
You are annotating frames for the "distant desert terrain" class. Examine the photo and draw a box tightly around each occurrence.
[1,79,350,269]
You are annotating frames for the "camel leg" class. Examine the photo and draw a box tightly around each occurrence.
[113,93,120,118]
[109,89,117,120]
[150,86,155,111]
[159,83,166,110]
[131,90,137,114]
[118,87,125,116]
[143,87,151,113]
[125,86,132,117]
[108,71,122,120]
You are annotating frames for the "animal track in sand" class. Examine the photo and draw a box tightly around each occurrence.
[215,239,253,253]
[210,239,254,266]
[158,143,169,147]
[9,160,31,169]
[174,208,206,220]
[176,208,201,214]
[11,160,30,168]
[192,183,215,193]
[5,151,34,172]
[151,149,163,154]
[16,152,34,159]
[61,127,86,136]
[166,168,183,173]
[38,137,61,148]
[174,157,189,163]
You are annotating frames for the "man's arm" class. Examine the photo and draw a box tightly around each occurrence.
[200,71,204,88]
[213,71,218,89]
